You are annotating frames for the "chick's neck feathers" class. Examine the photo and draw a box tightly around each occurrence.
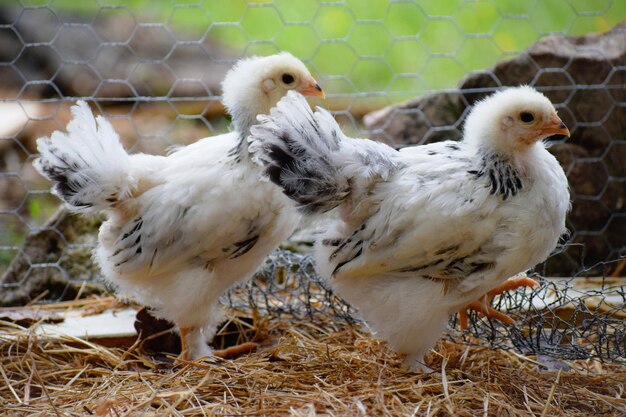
[222,74,269,137]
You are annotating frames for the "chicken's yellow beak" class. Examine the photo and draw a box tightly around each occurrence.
[297,77,325,99]
[540,113,570,137]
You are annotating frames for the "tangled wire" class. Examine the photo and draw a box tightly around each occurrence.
[226,249,625,364]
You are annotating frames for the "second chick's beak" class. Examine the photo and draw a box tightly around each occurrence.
[298,77,325,99]
[540,113,570,138]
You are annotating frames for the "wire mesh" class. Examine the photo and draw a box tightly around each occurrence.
[235,249,626,364]
[0,1,624,362]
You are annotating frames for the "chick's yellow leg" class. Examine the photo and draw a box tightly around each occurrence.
[458,276,538,330]
[485,276,539,296]
[178,326,195,361]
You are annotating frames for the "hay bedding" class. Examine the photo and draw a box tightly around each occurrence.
[1,297,625,416]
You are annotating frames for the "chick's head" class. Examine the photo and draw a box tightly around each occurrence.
[222,52,323,133]
[464,86,570,154]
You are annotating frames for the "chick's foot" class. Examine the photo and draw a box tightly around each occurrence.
[458,276,538,330]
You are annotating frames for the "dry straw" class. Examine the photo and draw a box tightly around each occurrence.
[1,296,625,416]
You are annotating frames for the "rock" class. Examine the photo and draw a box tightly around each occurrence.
[364,23,626,276]
[363,93,465,146]
[0,208,105,306]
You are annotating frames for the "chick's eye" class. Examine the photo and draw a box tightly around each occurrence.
[281,73,295,84]
[520,112,535,123]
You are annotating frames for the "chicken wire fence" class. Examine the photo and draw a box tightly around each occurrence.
[0,1,624,363]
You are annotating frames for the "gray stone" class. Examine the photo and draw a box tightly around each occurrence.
[0,208,105,306]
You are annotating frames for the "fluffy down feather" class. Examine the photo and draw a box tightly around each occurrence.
[249,87,570,370]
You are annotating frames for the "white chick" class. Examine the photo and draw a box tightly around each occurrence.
[34,53,324,361]
[249,87,570,371]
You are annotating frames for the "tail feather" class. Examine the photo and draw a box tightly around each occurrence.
[249,91,349,214]
[34,101,134,213]
[249,91,400,215]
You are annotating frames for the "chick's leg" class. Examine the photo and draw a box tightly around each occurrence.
[458,276,538,330]
[178,326,195,361]
[178,326,215,361]
[402,353,434,373]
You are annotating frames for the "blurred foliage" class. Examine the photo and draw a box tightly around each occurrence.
[25,194,59,228]
[37,0,624,100]
[0,219,24,269]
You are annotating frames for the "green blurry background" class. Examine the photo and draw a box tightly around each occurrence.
[41,0,626,101]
